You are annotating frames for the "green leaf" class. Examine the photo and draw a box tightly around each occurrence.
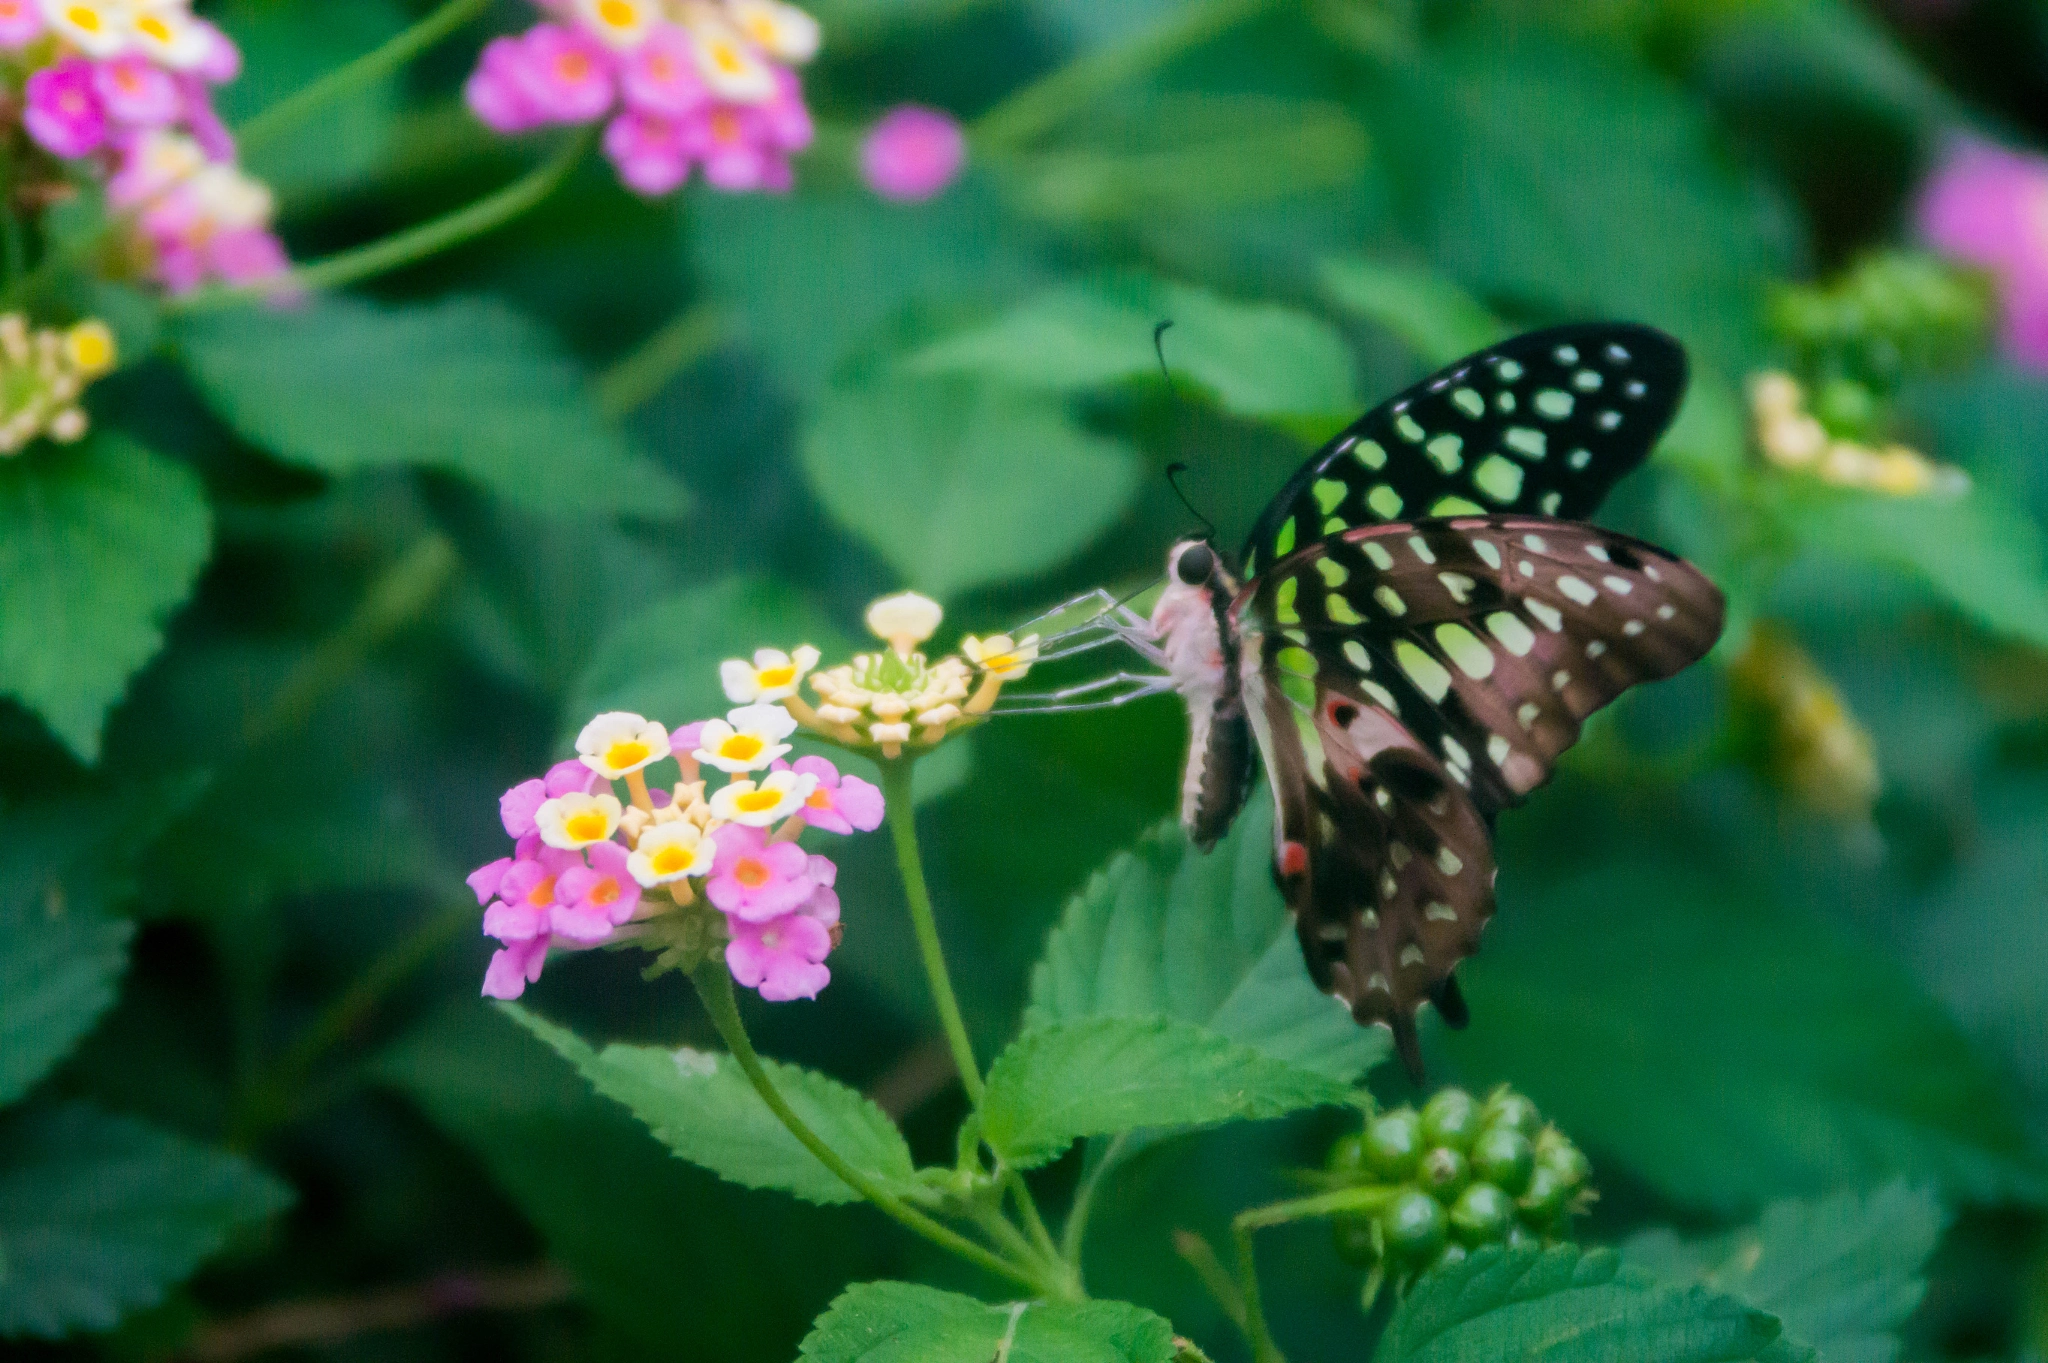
[802,375,1139,599]
[907,273,1358,420]
[1625,1182,1948,1363]
[1028,795,1389,1081]
[0,1102,291,1339]
[692,178,1059,397]
[1006,95,1369,224]
[0,901,130,1107]
[0,435,210,761]
[377,1004,887,1362]
[798,1280,1175,1363]
[1362,32,1794,370]
[1318,256,1506,368]
[175,295,687,520]
[1441,863,2047,1210]
[506,1005,918,1206]
[1375,1244,1786,1363]
[1782,481,2048,650]
[980,1014,1352,1169]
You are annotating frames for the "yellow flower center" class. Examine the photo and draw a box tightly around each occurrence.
[710,40,744,74]
[564,810,610,842]
[136,14,170,40]
[67,6,101,32]
[735,789,783,814]
[734,856,770,888]
[597,0,637,26]
[603,739,651,770]
[718,734,765,762]
[69,332,112,372]
[526,876,558,906]
[756,665,798,688]
[744,15,776,42]
[588,877,620,906]
[651,844,692,875]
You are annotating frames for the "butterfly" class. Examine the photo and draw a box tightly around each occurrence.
[1146,324,1725,1081]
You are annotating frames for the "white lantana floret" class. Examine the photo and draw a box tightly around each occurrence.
[865,591,942,655]
[575,0,657,47]
[695,703,798,772]
[961,633,1041,680]
[709,769,818,826]
[628,821,715,886]
[576,711,670,778]
[727,0,820,62]
[535,791,624,849]
[41,0,129,57]
[721,645,821,703]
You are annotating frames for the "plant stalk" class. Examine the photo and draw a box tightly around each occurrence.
[236,0,496,155]
[877,758,983,1103]
[688,962,1048,1294]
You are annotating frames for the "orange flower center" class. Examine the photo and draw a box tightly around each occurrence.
[710,109,742,143]
[526,876,558,906]
[555,52,591,82]
[588,877,620,906]
[734,856,770,888]
[805,787,833,810]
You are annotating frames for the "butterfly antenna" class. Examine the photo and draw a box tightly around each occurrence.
[1153,320,1218,541]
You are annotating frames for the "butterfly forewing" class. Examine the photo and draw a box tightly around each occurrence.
[1236,515,1725,1076]
[1240,325,1687,580]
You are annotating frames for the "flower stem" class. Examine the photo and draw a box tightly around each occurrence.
[170,129,594,314]
[687,961,1047,1294]
[235,0,497,155]
[877,757,982,1104]
[1229,1186,1404,1363]
[1059,1131,1130,1265]
[593,302,726,419]
[971,0,1270,152]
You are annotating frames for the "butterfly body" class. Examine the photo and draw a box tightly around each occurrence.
[1148,325,1725,1080]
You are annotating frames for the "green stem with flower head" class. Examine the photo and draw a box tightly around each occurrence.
[688,960,1053,1295]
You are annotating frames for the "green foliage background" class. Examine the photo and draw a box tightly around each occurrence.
[7,0,2048,1358]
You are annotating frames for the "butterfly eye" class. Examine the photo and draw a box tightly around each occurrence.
[1175,544,1216,586]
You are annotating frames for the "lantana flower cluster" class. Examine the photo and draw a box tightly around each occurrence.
[465,0,819,197]
[467,702,882,1004]
[788,591,1039,757]
[1748,370,1967,498]
[2,0,288,293]
[0,311,114,453]
[1727,624,1881,827]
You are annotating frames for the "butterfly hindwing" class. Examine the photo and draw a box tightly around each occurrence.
[1237,515,1725,1076]
[1244,647,1496,1082]
[1241,324,1687,580]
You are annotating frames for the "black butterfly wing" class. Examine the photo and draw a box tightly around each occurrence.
[1237,515,1725,1078]
[1240,324,1688,580]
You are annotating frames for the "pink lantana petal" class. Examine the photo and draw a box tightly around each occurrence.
[549,903,617,942]
[483,940,547,998]
[501,778,548,837]
[467,856,516,905]
[859,104,965,203]
[545,758,603,797]
[483,899,549,942]
[833,775,885,831]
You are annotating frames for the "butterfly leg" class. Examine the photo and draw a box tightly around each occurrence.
[992,671,1177,714]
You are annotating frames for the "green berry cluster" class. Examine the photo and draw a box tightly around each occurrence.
[1324,1086,1592,1284]
[1767,250,1993,396]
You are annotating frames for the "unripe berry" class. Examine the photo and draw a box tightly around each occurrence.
[1326,1131,1368,1181]
[1380,1189,1448,1263]
[1540,1142,1591,1191]
[1431,1242,1469,1274]
[1332,1212,1380,1266]
[1449,1183,1515,1246]
[1504,1222,1540,1250]
[1469,1126,1535,1196]
[1419,1089,1481,1151]
[1417,1145,1469,1201]
[1516,1164,1570,1226]
[1362,1109,1424,1179]
[1480,1087,1540,1136]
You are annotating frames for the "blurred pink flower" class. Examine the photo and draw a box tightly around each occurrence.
[467,36,545,133]
[24,60,107,158]
[706,823,816,921]
[726,911,832,1001]
[604,109,692,195]
[620,23,708,117]
[859,105,965,203]
[511,23,616,124]
[483,936,549,999]
[190,17,244,83]
[1916,140,2048,371]
[94,55,181,127]
[0,0,42,47]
